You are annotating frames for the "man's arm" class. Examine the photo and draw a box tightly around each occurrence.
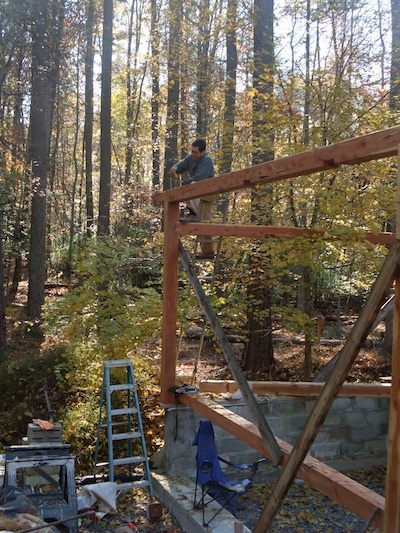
[171,155,189,177]
[182,155,214,185]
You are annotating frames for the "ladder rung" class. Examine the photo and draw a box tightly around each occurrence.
[112,431,141,441]
[104,359,132,368]
[110,408,138,416]
[114,456,146,466]
[116,480,150,491]
[101,421,128,428]
[96,456,145,468]
[110,384,135,392]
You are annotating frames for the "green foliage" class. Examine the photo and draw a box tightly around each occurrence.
[43,237,162,356]
[38,237,164,471]
[275,305,316,339]
[0,347,74,445]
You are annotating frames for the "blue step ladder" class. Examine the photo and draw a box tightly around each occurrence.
[94,359,153,496]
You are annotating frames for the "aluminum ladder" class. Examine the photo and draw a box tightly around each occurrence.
[94,359,153,496]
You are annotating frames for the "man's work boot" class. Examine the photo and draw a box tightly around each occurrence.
[179,208,199,222]
[197,241,215,260]
[179,213,199,223]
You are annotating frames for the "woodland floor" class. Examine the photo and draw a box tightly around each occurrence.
[3,283,391,531]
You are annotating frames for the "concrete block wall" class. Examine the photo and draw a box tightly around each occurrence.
[150,395,389,479]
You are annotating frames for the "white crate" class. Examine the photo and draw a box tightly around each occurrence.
[27,423,62,444]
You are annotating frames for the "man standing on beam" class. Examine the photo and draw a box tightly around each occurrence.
[170,138,218,259]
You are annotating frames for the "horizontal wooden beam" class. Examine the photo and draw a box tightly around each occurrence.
[155,125,400,203]
[199,380,391,397]
[175,223,395,244]
[178,392,385,529]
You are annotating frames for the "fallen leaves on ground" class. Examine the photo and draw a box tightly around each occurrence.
[236,465,385,532]
[79,488,183,533]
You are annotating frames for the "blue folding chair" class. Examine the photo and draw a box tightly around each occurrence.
[192,420,268,527]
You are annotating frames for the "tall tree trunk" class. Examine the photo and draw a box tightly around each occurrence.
[46,0,65,252]
[196,0,210,138]
[98,0,113,237]
[220,0,237,175]
[180,63,189,158]
[163,0,181,190]
[125,0,136,187]
[8,51,27,304]
[300,0,313,380]
[27,0,54,324]
[243,0,274,373]
[150,0,160,187]
[67,53,81,278]
[84,0,95,235]
[0,208,6,358]
[381,0,400,351]
[391,0,400,107]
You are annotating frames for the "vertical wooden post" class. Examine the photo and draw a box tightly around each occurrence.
[316,315,324,340]
[160,200,180,405]
[384,147,400,531]
[384,280,400,530]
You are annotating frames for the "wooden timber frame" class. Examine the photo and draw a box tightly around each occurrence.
[155,125,400,531]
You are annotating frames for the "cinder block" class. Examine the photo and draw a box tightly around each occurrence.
[330,397,352,412]
[310,440,340,460]
[364,438,388,455]
[351,424,378,442]
[367,410,389,426]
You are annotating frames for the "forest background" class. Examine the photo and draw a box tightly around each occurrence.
[0,0,399,470]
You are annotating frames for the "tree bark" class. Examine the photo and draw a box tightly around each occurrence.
[243,0,274,373]
[163,0,181,191]
[382,0,400,348]
[8,51,27,304]
[27,0,55,323]
[150,0,161,187]
[0,208,6,357]
[84,0,95,235]
[390,0,400,107]
[220,0,237,175]
[196,0,210,138]
[98,0,113,237]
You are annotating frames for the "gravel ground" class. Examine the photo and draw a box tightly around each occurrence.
[78,466,385,532]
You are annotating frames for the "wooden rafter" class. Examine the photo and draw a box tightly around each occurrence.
[177,392,385,530]
[199,380,392,397]
[175,222,395,245]
[155,125,400,203]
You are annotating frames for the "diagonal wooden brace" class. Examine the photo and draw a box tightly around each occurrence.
[253,239,400,532]
[178,240,282,465]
